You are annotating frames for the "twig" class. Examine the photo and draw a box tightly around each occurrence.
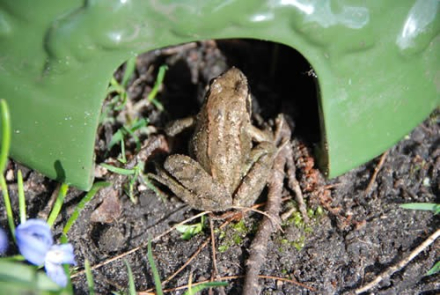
[208,217,226,295]
[162,236,210,285]
[141,273,316,294]
[243,115,290,295]
[354,228,440,294]
[365,151,388,197]
[285,142,309,222]
[209,217,219,277]
[70,211,210,278]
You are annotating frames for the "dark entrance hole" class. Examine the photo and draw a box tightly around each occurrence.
[101,39,320,161]
[157,39,321,145]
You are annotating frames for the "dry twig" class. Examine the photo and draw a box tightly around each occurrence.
[364,150,388,197]
[140,274,316,294]
[243,115,292,295]
[285,142,309,222]
[354,228,440,294]
[70,211,210,278]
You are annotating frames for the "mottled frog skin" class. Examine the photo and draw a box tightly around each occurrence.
[150,68,276,211]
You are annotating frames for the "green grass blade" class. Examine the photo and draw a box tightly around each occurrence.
[117,139,127,164]
[0,99,11,174]
[129,118,148,131]
[107,77,124,95]
[126,166,140,204]
[85,259,95,295]
[121,56,137,88]
[124,260,136,295]
[426,261,440,276]
[17,170,26,224]
[146,65,167,111]
[140,174,166,201]
[183,281,228,295]
[0,175,15,241]
[400,203,438,213]
[47,183,69,227]
[100,163,135,175]
[147,239,163,295]
[108,128,125,151]
[124,126,142,152]
[63,182,110,235]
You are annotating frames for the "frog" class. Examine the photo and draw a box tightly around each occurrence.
[149,67,277,212]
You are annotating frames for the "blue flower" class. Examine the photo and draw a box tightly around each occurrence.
[15,219,76,287]
[0,227,7,254]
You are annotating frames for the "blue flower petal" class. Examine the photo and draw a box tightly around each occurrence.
[45,260,68,287]
[15,219,53,265]
[46,244,76,266]
[0,228,7,254]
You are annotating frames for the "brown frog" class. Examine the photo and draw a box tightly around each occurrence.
[149,68,276,211]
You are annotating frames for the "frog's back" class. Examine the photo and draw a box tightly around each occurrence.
[190,68,252,194]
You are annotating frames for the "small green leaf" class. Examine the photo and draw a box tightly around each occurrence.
[426,261,440,276]
[176,216,205,240]
[218,245,229,252]
[183,281,228,295]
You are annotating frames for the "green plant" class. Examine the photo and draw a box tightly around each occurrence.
[176,215,206,240]
[400,202,440,275]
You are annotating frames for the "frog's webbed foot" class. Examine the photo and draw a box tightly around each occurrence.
[150,154,232,211]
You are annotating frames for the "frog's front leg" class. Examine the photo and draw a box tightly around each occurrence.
[151,154,232,211]
[165,116,195,136]
[233,141,276,208]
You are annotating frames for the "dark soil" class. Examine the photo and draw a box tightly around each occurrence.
[1,40,439,294]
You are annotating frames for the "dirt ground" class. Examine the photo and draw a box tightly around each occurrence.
[2,40,439,294]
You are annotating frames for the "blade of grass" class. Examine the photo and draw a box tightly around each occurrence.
[0,176,15,241]
[147,239,163,295]
[0,100,14,238]
[121,56,137,87]
[124,260,137,295]
[17,170,26,224]
[100,163,135,175]
[140,174,166,202]
[62,181,111,236]
[85,259,95,295]
[146,65,167,111]
[46,183,69,227]
[126,166,140,204]
[0,99,11,173]
[400,203,439,214]
[107,128,125,151]
[426,261,440,276]
[118,139,127,164]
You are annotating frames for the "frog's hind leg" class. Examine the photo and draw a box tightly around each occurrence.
[234,142,276,208]
[150,154,232,211]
